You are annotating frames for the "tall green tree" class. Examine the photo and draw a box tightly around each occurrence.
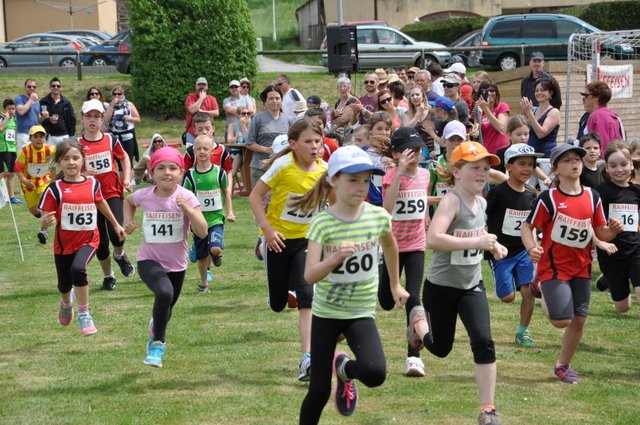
[127,0,257,118]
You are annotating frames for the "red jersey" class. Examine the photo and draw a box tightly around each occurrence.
[322,136,339,162]
[14,143,56,192]
[184,93,219,136]
[78,133,126,200]
[39,176,104,255]
[183,143,232,172]
[526,186,607,282]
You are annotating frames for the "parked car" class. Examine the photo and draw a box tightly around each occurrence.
[81,30,129,66]
[49,29,113,43]
[320,24,450,69]
[115,31,131,74]
[448,29,481,68]
[479,14,635,71]
[0,33,88,68]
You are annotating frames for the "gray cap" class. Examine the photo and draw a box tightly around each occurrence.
[504,144,543,164]
[550,143,586,166]
[196,77,208,85]
[530,51,544,61]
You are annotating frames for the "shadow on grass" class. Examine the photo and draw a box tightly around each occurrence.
[0,287,52,301]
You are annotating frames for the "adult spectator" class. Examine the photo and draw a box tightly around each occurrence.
[40,77,76,146]
[521,78,561,158]
[85,86,110,111]
[520,52,560,107]
[441,73,469,126]
[356,71,379,124]
[275,74,303,119]
[406,66,420,90]
[223,79,251,127]
[135,133,167,184]
[227,105,252,192]
[402,86,433,153]
[104,86,141,167]
[427,63,445,97]
[239,77,257,114]
[246,85,293,186]
[378,89,405,129]
[376,68,390,91]
[388,77,409,110]
[331,77,358,131]
[14,78,44,151]
[396,66,409,84]
[475,81,510,154]
[583,81,625,154]
[185,77,220,146]
[445,62,473,111]
[414,70,434,101]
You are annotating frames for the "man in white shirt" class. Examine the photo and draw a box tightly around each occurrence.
[275,74,303,119]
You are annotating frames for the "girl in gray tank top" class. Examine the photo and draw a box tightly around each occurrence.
[406,141,508,425]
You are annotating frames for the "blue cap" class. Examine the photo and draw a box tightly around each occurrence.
[428,96,455,111]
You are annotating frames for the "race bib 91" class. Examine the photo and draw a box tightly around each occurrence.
[450,227,484,265]
[143,211,183,243]
[27,163,49,178]
[609,203,638,232]
[501,208,529,237]
[86,151,112,175]
[550,213,591,248]
[197,189,222,212]
[61,203,97,231]
[393,189,427,221]
[326,240,378,283]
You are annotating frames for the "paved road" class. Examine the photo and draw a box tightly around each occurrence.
[258,55,326,73]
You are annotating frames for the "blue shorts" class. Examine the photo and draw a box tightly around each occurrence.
[194,224,224,260]
[489,249,534,299]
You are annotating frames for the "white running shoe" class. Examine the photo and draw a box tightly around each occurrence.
[405,356,425,377]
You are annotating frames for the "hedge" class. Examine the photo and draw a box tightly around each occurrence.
[401,17,489,46]
[127,0,257,118]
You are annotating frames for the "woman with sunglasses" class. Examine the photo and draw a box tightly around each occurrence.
[138,133,167,184]
[104,86,141,171]
[378,90,403,130]
[226,106,252,192]
[85,86,110,112]
[239,78,257,115]
[442,73,469,126]
[582,81,624,154]
[475,81,510,155]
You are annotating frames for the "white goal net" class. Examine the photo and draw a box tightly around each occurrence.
[564,30,640,143]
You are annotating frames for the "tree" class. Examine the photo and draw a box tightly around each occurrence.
[127,0,257,118]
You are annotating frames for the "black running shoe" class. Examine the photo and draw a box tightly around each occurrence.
[101,276,116,291]
[114,253,135,277]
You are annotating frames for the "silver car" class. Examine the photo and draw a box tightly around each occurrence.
[321,25,450,68]
[0,33,88,68]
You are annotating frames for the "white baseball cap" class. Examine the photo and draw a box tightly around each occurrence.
[81,99,105,114]
[443,120,467,140]
[327,145,385,178]
[444,62,466,74]
[504,144,544,164]
[271,134,289,155]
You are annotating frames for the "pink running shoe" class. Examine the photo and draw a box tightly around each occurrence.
[78,313,97,336]
[58,290,75,326]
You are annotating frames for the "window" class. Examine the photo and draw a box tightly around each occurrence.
[375,29,404,45]
[357,29,375,45]
[557,21,589,39]
[523,20,554,38]
[490,21,522,39]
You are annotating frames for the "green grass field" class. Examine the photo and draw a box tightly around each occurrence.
[1,191,640,424]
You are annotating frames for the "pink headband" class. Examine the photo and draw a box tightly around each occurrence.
[150,146,184,171]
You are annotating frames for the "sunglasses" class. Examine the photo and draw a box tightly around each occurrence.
[112,92,123,96]
[27,85,36,89]
[442,82,458,88]
[89,92,100,96]
[276,82,284,86]
[364,80,377,85]
[230,85,239,89]
[153,139,163,143]
[240,112,251,116]
[580,92,593,98]
[379,98,392,105]
[408,75,415,80]
[50,84,61,88]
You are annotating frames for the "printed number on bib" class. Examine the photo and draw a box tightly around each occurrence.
[327,242,377,283]
[609,203,638,232]
[280,192,315,224]
[450,227,484,265]
[502,208,529,237]
[143,211,183,243]
[393,191,427,221]
[86,151,112,175]
[197,189,222,212]
[27,163,49,178]
[550,213,591,248]
[5,129,15,142]
[61,203,97,231]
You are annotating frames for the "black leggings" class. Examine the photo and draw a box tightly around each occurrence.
[138,260,185,343]
[54,245,96,293]
[299,316,386,425]
[378,250,425,357]
[418,279,496,364]
[264,238,313,311]
[96,197,124,261]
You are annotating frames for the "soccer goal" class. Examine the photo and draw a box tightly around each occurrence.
[564,29,640,143]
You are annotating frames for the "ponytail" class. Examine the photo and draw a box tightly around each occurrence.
[288,171,334,214]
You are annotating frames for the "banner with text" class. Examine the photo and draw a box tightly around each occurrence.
[587,64,634,99]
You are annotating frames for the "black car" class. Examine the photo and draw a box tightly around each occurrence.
[447,29,481,68]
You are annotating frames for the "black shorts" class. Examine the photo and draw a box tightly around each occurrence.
[0,151,16,172]
[599,253,640,302]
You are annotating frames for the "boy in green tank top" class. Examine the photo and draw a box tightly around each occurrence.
[183,135,234,293]
[0,99,23,204]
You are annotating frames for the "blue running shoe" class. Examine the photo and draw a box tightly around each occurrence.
[189,243,197,263]
[206,269,213,283]
[10,197,25,205]
[144,341,166,368]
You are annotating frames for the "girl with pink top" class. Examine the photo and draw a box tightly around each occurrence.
[123,147,207,368]
[379,127,430,378]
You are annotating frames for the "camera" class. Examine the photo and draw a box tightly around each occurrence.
[480,88,488,101]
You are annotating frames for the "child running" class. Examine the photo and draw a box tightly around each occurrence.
[296,145,409,423]
[78,99,134,291]
[407,141,507,425]
[594,142,640,311]
[123,146,207,368]
[183,135,233,294]
[379,127,429,377]
[363,111,393,206]
[39,139,125,336]
[14,125,55,242]
[522,144,623,384]
[486,144,542,347]
[249,118,327,382]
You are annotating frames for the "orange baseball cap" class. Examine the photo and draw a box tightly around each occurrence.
[450,141,500,166]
